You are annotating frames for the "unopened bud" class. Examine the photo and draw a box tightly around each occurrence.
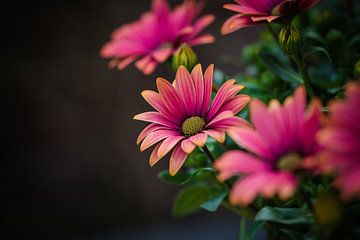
[314,192,343,227]
[278,26,302,56]
[172,44,198,71]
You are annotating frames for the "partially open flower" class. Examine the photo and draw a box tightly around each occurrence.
[135,64,251,176]
[101,0,215,75]
[215,87,322,206]
[221,0,320,34]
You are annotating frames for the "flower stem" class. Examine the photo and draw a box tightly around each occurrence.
[267,23,278,44]
[221,201,256,220]
[293,56,315,98]
[202,145,215,163]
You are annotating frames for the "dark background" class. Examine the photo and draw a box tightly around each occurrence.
[2,0,260,239]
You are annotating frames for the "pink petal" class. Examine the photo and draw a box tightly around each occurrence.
[191,64,204,115]
[190,132,208,147]
[250,15,280,22]
[335,167,360,200]
[206,111,234,128]
[158,136,184,158]
[140,130,179,152]
[117,55,138,70]
[175,66,197,116]
[230,173,265,206]
[169,145,188,176]
[250,99,283,156]
[204,129,226,143]
[136,123,166,145]
[141,90,181,124]
[190,15,215,37]
[200,64,214,116]
[214,150,270,181]
[230,172,297,206]
[134,111,179,129]
[211,116,252,130]
[207,80,244,121]
[301,99,322,154]
[156,78,186,119]
[181,138,197,154]
[149,143,162,167]
[228,127,274,161]
[152,45,173,63]
[221,14,257,35]
[221,94,250,115]
[187,34,215,46]
[223,3,264,15]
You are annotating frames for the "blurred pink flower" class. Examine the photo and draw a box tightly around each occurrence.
[134,64,250,176]
[221,0,320,34]
[101,0,215,75]
[317,83,360,200]
[215,87,322,206]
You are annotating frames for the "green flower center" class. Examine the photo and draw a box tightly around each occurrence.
[181,116,205,137]
[277,153,301,171]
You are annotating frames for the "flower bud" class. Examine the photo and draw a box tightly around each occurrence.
[354,59,360,79]
[278,26,302,56]
[314,192,343,227]
[172,44,198,71]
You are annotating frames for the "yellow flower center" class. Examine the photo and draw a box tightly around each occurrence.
[277,153,301,171]
[181,116,205,137]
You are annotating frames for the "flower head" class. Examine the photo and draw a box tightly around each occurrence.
[101,0,215,75]
[134,64,250,176]
[221,0,320,34]
[317,83,360,200]
[215,86,322,206]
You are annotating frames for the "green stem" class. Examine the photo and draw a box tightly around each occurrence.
[222,201,256,220]
[267,23,278,43]
[294,56,315,98]
[202,145,215,163]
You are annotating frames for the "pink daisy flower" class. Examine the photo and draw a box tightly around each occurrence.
[317,83,360,200]
[221,0,320,34]
[215,86,322,206]
[101,0,215,75]
[134,64,251,176]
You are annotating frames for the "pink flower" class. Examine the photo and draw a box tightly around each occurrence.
[215,87,322,206]
[221,0,320,34]
[101,0,215,75]
[317,83,360,200]
[134,64,250,176]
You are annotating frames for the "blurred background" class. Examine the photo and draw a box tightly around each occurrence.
[3,0,261,239]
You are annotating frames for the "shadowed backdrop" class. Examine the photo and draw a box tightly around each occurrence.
[3,0,261,239]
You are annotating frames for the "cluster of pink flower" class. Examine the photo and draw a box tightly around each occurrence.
[101,0,360,208]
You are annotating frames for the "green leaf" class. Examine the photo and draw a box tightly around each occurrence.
[172,185,224,217]
[304,30,325,44]
[181,167,216,185]
[303,46,332,63]
[255,207,314,225]
[257,52,303,84]
[200,190,227,212]
[157,170,190,185]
